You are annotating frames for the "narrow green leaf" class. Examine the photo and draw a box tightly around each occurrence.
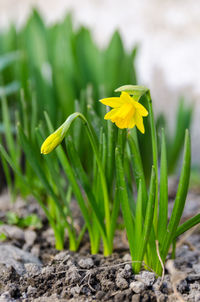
[115,147,135,258]
[158,129,168,242]
[174,214,200,238]
[161,130,191,261]
[128,133,147,211]
[134,166,156,273]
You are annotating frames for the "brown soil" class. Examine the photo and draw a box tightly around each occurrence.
[0,191,199,302]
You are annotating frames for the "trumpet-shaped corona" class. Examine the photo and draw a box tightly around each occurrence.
[100,92,148,133]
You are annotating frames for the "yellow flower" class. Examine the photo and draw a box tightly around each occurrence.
[41,127,64,154]
[100,91,148,133]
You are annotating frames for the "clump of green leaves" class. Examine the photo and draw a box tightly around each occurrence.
[35,85,199,275]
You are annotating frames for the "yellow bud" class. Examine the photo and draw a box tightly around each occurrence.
[41,128,63,154]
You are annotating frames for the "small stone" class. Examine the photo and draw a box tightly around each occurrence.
[0,225,24,241]
[135,271,156,286]
[152,277,162,291]
[193,263,200,274]
[187,274,200,281]
[130,281,146,293]
[78,258,94,269]
[123,254,132,261]
[116,276,128,289]
[31,244,40,257]
[0,244,41,275]
[124,264,132,271]
[24,230,36,246]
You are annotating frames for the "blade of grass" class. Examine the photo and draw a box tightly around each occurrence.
[133,166,156,273]
[115,147,135,258]
[160,130,191,265]
[158,129,168,242]
[174,214,200,239]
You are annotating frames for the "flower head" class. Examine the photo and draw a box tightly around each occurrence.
[41,127,64,154]
[100,91,148,133]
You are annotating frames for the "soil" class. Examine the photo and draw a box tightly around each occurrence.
[0,189,199,302]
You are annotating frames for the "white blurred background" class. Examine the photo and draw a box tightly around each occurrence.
[0,0,199,163]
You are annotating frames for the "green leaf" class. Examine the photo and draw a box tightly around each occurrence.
[161,130,191,262]
[134,166,156,273]
[158,129,168,242]
[0,51,21,71]
[174,214,200,238]
[115,147,135,258]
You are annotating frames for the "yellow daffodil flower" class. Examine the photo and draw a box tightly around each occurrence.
[41,127,64,154]
[100,91,148,133]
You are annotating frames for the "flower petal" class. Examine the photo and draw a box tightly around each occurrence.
[135,112,145,133]
[127,117,135,128]
[120,91,135,103]
[104,108,119,120]
[118,103,135,119]
[134,101,148,116]
[115,118,127,129]
[100,97,125,108]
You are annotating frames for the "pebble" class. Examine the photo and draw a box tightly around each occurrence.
[135,271,156,286]
[31,244,40,257]
[122,254,132,261]
[130,281,146,293]
[0,244,41,275]
[0,225,24,241]
[24,230,37,246]
[193,263,200,274]
[124,264,132,271]
[116,276,129,289]
[78,258,94,269]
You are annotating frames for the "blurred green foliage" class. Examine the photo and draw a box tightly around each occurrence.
[0,10,193,199]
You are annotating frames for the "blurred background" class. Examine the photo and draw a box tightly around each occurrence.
[0,0,199,163]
